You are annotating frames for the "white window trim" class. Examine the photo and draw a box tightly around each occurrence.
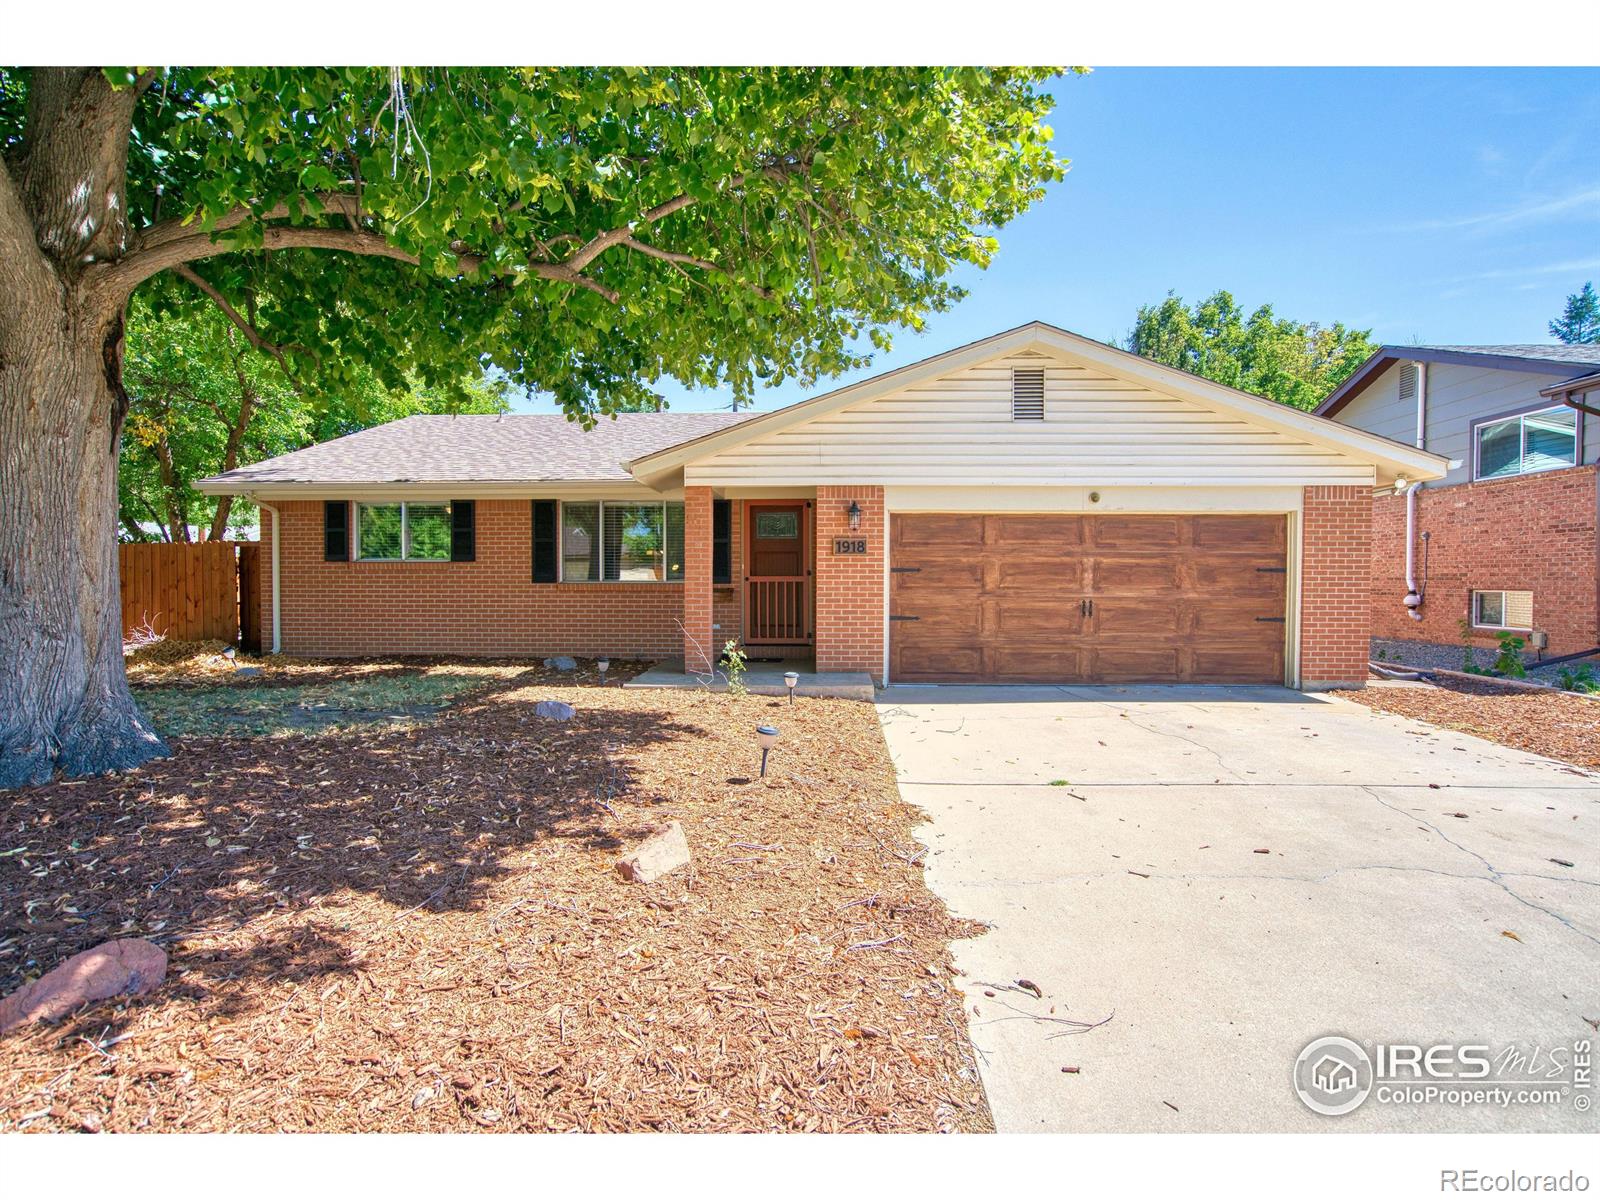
[1471,404,1579,482]
[558,500,685,584]
[1470,589,1533,631]
[355,500,453,563]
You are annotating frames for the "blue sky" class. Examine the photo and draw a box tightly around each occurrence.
[513,67,1600,415]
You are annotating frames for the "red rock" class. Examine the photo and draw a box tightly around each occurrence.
[0,938,167,1033]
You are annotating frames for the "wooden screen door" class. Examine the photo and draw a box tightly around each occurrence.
[745,502,810,644]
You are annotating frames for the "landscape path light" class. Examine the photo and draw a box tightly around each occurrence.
[784,671,799,705]
[756,724,780,777]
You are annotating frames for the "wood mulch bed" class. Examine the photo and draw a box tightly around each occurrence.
[1336,675,1600,771]
[0,661,991,1132]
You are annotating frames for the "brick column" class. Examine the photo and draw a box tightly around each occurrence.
[681,485,715,673]
[814,485,885,681]
[1300,485,1373,690]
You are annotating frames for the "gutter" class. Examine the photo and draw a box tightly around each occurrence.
[249,494,282,655]
[1401,362,1428,621]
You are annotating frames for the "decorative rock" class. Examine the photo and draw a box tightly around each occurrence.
[534,700,576,722]
[615,821,691,884]
[0,938,167,1033]
[543,656,578,671]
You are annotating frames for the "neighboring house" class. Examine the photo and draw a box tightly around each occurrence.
[197,322,1444,688]
[1316,345,1600,663]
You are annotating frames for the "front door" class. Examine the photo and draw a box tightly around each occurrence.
[745,502,810,644]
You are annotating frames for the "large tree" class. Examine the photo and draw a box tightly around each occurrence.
[1125,289,1376,411]
[0,67,1064,787]
[119,292,509,544]
[1549,281,1599,345]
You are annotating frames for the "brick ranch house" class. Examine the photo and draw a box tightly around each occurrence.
[1316,344,1600,663]
[198,323,1446,689]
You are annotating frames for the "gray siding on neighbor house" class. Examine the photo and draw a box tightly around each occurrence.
[1334,360,1598,487]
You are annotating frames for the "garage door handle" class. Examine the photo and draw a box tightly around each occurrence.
[1255,616,1286,623]
[1079,598,1093,616]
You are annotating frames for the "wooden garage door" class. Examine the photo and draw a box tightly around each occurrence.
[889,513,1287,684]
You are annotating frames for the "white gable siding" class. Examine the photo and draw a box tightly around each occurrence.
[686,353,1377,488]
[1333,360,1598,487]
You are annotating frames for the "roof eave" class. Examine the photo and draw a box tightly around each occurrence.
[628,321,1447,485]
[1318,345,1597,418]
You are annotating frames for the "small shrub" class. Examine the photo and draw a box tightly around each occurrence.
[1491,632,1527,679]
[721,640,748,697]
[1457,620,1478,673]
[1555,663,1599,694]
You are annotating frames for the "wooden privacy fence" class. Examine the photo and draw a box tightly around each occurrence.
[119,541,262,651]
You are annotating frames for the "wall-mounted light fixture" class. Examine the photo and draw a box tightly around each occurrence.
[847,500,862,531]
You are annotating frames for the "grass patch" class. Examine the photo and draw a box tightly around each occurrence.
[138,671,491,738]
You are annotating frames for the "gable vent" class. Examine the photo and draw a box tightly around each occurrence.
[1011,368,1046,420]
[1397,362,1417,403]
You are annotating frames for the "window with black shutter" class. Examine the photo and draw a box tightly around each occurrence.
[531,500,558,582]
[712,499,732,584]
[450,501,475,562]
[323,501,349,561]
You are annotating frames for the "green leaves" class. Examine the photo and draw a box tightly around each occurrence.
[91,67,1070,421]
[1125,289,1378,412]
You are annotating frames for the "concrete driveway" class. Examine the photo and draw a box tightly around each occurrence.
[877,684,1600,1132]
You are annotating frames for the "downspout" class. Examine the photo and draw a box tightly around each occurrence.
[1402,362,1427,621]
[251,494,282,654]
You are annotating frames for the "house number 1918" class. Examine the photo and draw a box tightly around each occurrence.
[833,538,867,555]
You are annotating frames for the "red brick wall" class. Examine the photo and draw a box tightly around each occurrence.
[1300,485,1373,688]
[814,485,885,679]
[712,500,743,649]
[1369,464,1598,656]
[260,500,685,658]
[681,487,714,672]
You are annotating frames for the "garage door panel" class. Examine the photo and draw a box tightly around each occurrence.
[1089,515,1185,549]
[893,513,985,547]
[1191,514,1285,551]
[889,513,1288,685]
[1092,598,1184,636]
[1092,556,1183,593]
[895,560,984,593]
[1088,645,1182,683]
[1190,647,1283,684]
[895,643,983,681]
[1189,604,1281,637]
[1191,559,1286,595]
[992,557,1085,590]
[990,647,1085,680]
[986,514,1084,547]
[993,600,1086,639]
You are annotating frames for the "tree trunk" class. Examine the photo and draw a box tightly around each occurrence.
[0,283,169,789]
[0,68,167,788]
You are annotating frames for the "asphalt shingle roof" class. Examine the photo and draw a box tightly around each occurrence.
[202,412,757,487]
[1401,343,1600,366]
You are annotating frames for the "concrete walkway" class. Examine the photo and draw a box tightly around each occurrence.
[627,659,875,700]
[876,684,1600,1132]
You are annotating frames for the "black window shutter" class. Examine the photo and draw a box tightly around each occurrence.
[531,500,558,582]
[450,501,475,562]
[323,501,349,561]
[712,499,732,584]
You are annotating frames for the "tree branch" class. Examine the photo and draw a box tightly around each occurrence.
[618,237,774,301]
[171,263,322,377]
